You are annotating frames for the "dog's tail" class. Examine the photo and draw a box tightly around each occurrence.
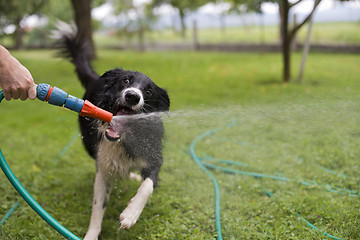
[52,21,98,89]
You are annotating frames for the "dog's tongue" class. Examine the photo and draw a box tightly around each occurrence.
[106,125,120,139]
[106,113,128,139]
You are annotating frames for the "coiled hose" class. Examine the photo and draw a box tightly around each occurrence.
[0,90,81,240]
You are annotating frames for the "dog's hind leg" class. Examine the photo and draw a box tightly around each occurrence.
[119,177,154,229]
[84,170,112,240]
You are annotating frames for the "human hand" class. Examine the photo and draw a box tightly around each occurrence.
[0,46,37,101]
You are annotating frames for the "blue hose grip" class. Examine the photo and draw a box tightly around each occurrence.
[48,87,67,107]
[64,95,84,112]
[36,83,51,101]
[36,83,84,113]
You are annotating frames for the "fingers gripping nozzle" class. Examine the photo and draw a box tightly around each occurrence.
[36,83,113,123]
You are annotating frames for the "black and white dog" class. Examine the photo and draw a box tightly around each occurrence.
[56,23,170,240]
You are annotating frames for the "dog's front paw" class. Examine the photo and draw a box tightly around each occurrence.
[83,235,98,240]
[119,205,142,229]
[83,229,100,240]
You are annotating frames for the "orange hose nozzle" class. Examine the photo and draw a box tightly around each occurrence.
[80,100,113,123]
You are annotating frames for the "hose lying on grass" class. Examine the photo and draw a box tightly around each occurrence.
[189,119,355,240]
[0,90,81,240]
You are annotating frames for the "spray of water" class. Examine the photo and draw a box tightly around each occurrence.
[157,102,359,239]
[112,102,360,184]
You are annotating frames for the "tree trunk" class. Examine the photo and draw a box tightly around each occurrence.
[71,0,96,59]
[278,0,322,83]
[179,9,186,39]
[279,3,284,44]
[14,17,24,49]
[280,1,291,82]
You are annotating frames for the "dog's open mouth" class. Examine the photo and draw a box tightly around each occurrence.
[105,106,136,141]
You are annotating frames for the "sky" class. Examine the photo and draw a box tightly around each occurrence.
[260,0,360,14]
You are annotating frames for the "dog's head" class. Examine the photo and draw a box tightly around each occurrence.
[98,68,170,141]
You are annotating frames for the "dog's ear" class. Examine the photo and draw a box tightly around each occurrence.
[101,69,130,91]
[101,70,111,78]
[158,88,170,111]
[101,68,126,81]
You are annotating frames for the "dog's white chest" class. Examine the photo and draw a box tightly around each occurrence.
[97,138,145,178]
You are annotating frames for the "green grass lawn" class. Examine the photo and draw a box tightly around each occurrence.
[0,49,359,239]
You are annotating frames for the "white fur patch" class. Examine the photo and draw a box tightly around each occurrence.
[120,178,154,229]
[84,171,110,240]
[97,137,147,179]
[123,87,144,111]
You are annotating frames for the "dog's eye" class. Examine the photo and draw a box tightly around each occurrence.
[123,78,130,84]
[146,90,153,97]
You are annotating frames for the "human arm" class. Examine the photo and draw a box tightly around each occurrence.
[0,45,36,101]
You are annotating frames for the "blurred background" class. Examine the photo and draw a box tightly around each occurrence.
[1,1,359,49]
[1,0,360,47]
[1,0,359,83]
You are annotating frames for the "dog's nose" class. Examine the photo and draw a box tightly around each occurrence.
[125,91,140,106]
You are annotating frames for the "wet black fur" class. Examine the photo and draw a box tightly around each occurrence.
[59,32,170,187]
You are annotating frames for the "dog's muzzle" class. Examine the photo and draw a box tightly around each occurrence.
[125,91,140,105]
[105,88,144,141]
[123,88,144,110]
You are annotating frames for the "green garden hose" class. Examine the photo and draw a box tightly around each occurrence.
[189,127,224,240]
[189,119,352,240]
[0,90,81,240]
[0,202,19,227]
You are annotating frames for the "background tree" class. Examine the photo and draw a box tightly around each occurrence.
[46,0,73,24]
[227,0,322,82]
[110,0,157,52]
[151,0,208,38]
[69,0,105,58]
[278,0,321,82]
[0,0,47,49]
[21,0,74,48]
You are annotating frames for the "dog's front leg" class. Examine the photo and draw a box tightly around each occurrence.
[84,170,112,240]
[119,177,154,229]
